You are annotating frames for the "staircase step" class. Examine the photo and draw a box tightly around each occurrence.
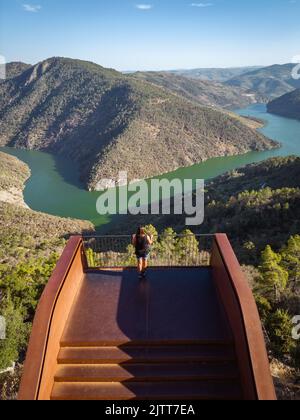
[58,345,236,365]
[51,381,242,400]
[60,339,233,347]
[55,363,239,383]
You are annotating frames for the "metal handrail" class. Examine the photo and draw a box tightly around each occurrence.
[83,234,215,238]
[83,234,214,269]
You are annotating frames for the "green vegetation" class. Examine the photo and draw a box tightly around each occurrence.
[107,156,300,370]
[0,202,93,370]
[0,152,30,191]
[108,220,300,367]
[268,88,300,120]
[0,152,93,376]
[169,66,262,82]
[85,226,209,268]
[109,156,300,264]
[0,57,277,190]
[256,246,288,304]
[225,64,300,101]
[0,234,59,371]
[131,71,254,109]
[254,236,300,365]
[1,62,31,81]
[204,186,300,263]
[0,297,30,371]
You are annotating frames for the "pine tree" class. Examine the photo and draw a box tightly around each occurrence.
[160,228,178,265]
[143,225,160,265]
[257,245,288,303]
[0,295,29,370]
[123,244,137,267]
[266,309,295,356]
[281,235,300,293]
[143,225,158,240]
[176,230,199,266]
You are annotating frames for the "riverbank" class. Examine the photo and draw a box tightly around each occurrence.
[0,152,30,209]
[1,104,300,230]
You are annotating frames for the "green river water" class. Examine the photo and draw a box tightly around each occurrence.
[1,104,300,230]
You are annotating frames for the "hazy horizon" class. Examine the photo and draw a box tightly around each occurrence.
[6,56,293,74]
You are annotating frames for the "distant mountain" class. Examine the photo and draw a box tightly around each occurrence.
[169,67,262,82]
[131,71,256,109]
[0,57,277,190]
[267,88,300,120]
[225,64,300,101]
[4,62,31,80]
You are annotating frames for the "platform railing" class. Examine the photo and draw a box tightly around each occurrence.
[82,234,214,269]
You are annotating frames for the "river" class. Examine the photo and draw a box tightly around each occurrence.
[1,103,300,229]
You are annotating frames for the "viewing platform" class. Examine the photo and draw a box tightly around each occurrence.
[18,234,276,400]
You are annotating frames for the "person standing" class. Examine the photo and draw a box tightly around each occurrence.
[132,227,154,279]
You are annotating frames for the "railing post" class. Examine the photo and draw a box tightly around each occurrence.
[81,239,89,270]
[82,234,214,269]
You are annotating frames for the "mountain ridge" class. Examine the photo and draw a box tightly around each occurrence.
[267,88,300,120]
[2,62,32,80]
[225,64,300,101]
[168,66,262,82]
[130,71,255,109]
[0,57,278,190]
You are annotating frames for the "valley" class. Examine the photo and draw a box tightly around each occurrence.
[1,59,300,400]
[1,103,300,230]
[0,58,276,191]
[130,71,255,109]
[2,0,300,401]
[225,64,300,101]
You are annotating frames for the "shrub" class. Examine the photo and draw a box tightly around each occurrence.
[255,294,272,323]
[0,297,30,371]
[266,309,295,357]
[256,245,289,303]
[0,254,58,319]
[85,248,96,268]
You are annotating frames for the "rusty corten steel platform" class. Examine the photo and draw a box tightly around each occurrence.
[53,268,240,400]
[61,268,232,347]
[18,235,277,401]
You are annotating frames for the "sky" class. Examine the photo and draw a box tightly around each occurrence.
[0,0,300,71]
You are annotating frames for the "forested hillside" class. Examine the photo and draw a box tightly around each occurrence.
[226,64,300,101]
[109,156,300,264]
[268,89,300,120]
[131,71,254,109]
[4,62,31,80]
[0,57,277,190]
[0,152,93,398]
[169,66,261,82]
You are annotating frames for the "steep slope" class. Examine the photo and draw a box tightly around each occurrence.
[108,156,300,263]
[4,62,31,80]
[226,64,300,101]
[131,71,255,109]
[0,151,93,391]
[0,151,31,207]
[267,89,300,120]
[0,57,277,190]
[0,151,30,193]
[0,151,93,265]
[169,66,262,82]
